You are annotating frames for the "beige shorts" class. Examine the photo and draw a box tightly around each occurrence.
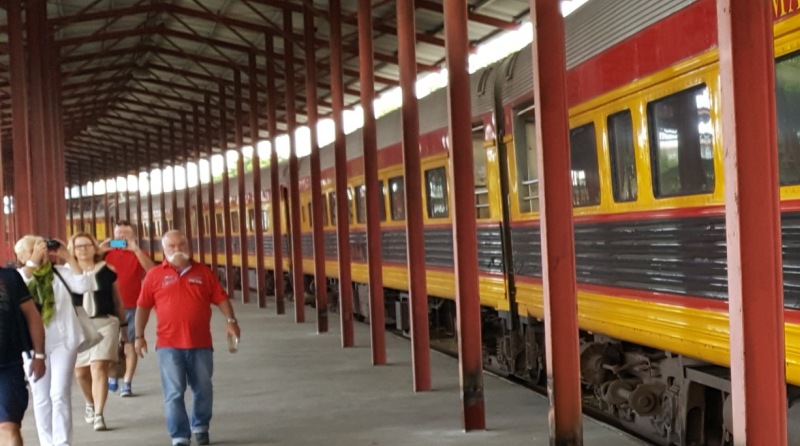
[76,316,120,367]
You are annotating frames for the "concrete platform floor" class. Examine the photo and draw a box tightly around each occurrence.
[22,296,647,445]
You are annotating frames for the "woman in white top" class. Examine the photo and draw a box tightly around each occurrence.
[69,233,126,432]
[15,235,92,446]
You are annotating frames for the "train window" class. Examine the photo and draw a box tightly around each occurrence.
[570,123,601,207]
[607,110,638,202]
[167,219,174,230]
[512,101,539,213]
[262,210,269,231]
[329,193,337,227]
[204,215,210,233]
[647,85,714,197]
[347,188,354,223]
[355,185,367,224]
[247,209,256,233]
[473,122,491,219]
[354,183,387,223]
[155,220,162,237]
[425,166,449,219]
[231,211,239,234]
[389,176,405,221]
[215,213,223,232]
[776,52,800,185]
[379,180,387,222]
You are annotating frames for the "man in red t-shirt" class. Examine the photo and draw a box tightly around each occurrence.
[102,220,154,397]
[134,230,240,446]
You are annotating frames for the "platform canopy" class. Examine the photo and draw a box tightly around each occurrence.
[0,0,533,184]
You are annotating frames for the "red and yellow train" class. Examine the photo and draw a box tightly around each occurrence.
[69,1,800,443]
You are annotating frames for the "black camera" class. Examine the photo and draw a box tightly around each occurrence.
[45,239,60,251]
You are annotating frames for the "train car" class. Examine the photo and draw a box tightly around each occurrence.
[67,1,800,443]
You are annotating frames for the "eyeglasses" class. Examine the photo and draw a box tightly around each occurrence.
[73,244,94,249]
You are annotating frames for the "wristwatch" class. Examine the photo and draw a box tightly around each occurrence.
[226,318,238,324]
[25,260,39,268]
[33,352,46,360]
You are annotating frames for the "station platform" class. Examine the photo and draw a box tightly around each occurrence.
[22,296,645,445]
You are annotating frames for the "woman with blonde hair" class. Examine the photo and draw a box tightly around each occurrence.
[69,232,126,432]
[15,235,91,446]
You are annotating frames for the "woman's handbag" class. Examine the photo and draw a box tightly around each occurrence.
[73,305,103,352]
[53,268,103,352]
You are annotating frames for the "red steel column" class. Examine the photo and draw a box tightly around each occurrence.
[444,0,485,430]
[0,136,5,260]
[305,4,328,333]
[159,129,168,236]
[220,85,236,300]
[234,70,251,303]
[358,0,386,365]
[330,0,354,346]
[114,153,121,224]
[397,0,432,391]
[266,33,285,314]
[135,151,144,245]
[170,124,179,229]
[49,28,65,238]
[6,1,35,235]
[102,159,110,238]
[248,53,267,308]
[530,0,583,443]
[193,105,206,265]
[126,145,133,221]
[285,10,305,323]
[718,1,787,444]
[205,95,219,273]
[78,173,85,234]
[103,161,110,236]
[68,173,75,236]
[146,136,156,258]
[8,0,33,236]
[26,0,53,235]
[91,160,98,239]
[181,112,193,242]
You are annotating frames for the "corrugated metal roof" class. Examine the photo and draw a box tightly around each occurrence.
[0,0,532,182]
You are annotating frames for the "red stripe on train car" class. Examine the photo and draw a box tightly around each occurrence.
[566,0,718,107]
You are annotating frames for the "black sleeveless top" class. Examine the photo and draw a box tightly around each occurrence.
[70,264,118,318]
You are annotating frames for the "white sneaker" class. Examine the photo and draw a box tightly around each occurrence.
[84,404,95,424]
[93,414,106,431]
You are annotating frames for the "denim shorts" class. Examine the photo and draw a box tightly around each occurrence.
[125,308,136,343]
[0,363,29,423]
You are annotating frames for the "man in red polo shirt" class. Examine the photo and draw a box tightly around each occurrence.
[134,230,240,446]
[103,220,155,397]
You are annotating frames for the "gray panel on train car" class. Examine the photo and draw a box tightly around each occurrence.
[472,65,498,118]
[424,228,454,268]
[301,234,314,258]
[565,0,697,69]
[500,0,697,104]
[378,227,502,274]
[325,232,338,259]
[264,234,274,255]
